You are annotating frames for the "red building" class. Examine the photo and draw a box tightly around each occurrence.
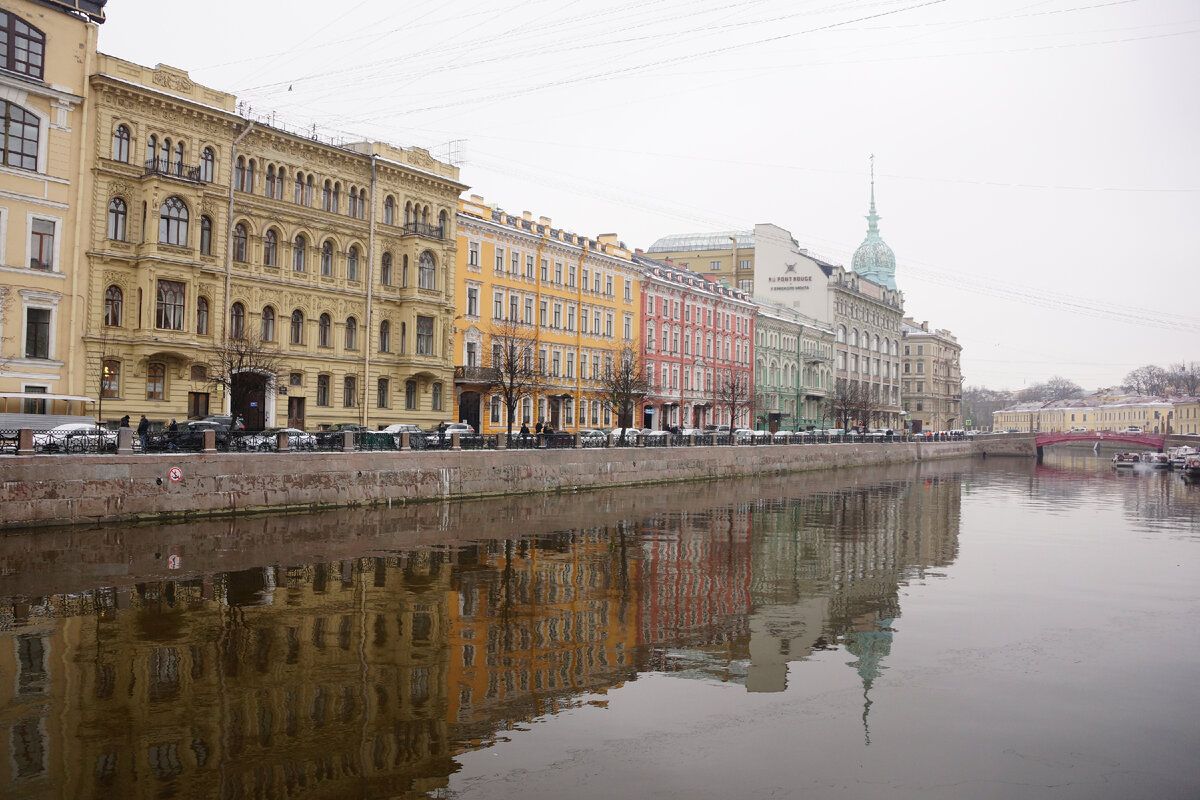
[634,254,756,430]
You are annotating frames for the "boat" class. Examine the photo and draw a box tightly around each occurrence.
[1141,451,1170,469]
[1167,446,1199,470]
[1182,453,1200,480]
[1112,452,1141,468]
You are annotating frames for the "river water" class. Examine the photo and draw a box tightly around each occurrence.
[1,451,1197,800]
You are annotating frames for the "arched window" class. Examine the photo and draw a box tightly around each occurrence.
[290,310,305,345]
[345,316,357,350]
[421,205,429,226]
[200,147,214,182]
[101,360,120,398]
[347,246,359,281]
[332,182,340,213]
[104,285,122,327]
[197,296,209,335]
[419,251,436,290]
[146,362,165,401]
[318,313,331,347]
[107,198,127,241]
[199,216,212,255]
[173,141,184,175]
[145,134,157,166]
[343,375,357,408]
[381,253,392,286]
[261,306,275,342]
[233,223,248,262]
[294,171,304,204]
[379,320,390,352]
[849,328,858,347]
[322,180,332,211]
[405,380,416,410]
[111,125,130,162]
[305,174,314,205]
[384,196,395,225]
[292,236,306,272]
[1,13,45,79]
[159,196,188,245]
[263,229,277,266]
[399,322,406,354]
[874,334,881,352]
[316,374,330,406]
[438,209,447,234]
[837,325,846,344]
[432,382,442,411]
[358,188,367,219]
[401,254,409,287]
[230,302,245,339]
[246,158,255,192]
[404,202,413,226]
[321,240,334,276]
[348,186,358,218]
[235,156,246,191]
[265,165,276,198]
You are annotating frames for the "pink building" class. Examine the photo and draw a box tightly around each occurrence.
[634,254,756,430]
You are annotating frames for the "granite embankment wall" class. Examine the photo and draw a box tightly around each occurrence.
[1,440,1004,530]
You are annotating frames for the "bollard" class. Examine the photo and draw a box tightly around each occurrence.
[400,432,411,452]
[342,430,355,452]
[574,432,583,449]
[451,432,461,451]
[496,433,506,450]
[202,429,216,453]
[607,433,615,448]
[16,428,34,455]
[277,431,290,452]
[688,433,696,447]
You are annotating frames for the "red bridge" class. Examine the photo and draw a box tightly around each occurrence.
[1034,431,1165,449]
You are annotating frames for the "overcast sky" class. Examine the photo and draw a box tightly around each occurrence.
[97,0,1200,391]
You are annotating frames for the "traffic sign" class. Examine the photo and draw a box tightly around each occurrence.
[168,467,182,482]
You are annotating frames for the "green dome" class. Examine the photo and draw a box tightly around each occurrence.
[851,167,897,291]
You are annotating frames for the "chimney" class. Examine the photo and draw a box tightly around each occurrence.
[539,216,552,227]
[522,211,532,221]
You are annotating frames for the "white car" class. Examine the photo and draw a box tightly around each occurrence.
[609,427,640,444]
[733,428,762,443]
[242,427,317,451]
[33,423,118,453]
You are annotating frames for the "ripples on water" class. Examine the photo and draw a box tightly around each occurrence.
[1,452,1198,799]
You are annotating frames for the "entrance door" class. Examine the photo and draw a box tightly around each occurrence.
[231,372,267,431]
[459,392,481,433]
[288,397,305,429]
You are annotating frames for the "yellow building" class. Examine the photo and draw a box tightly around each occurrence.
[644,230,755,293]
[81,57,464,431]
[0,0,104,422]
[1174,398,1200,435]
[454,196,641,434]
[994,396,1179,434]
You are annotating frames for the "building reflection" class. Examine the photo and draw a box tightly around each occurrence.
[0,467,966,798]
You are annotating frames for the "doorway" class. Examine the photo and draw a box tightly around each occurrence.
[231,372,267,431]
[288,396,305,429]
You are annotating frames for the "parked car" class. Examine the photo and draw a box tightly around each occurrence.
[609,427,640,444]
[428,422,475,435]
[243,427,317,450]
[733,428,759,443]
[578,428,608,443]
[640,428,670,444]
[381,423,423,435]
[32,423,118,453]
[705,424,731,434]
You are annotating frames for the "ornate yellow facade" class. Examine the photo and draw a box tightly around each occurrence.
[82,56,464,430]
[0,0,103,420]
[453,196,642,433]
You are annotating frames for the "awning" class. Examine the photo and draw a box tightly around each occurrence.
[0,392,96,402]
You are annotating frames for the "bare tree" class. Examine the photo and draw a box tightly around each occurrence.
[1167,362,1200,395]
[87,326,119,424]
[713,369,753,430]
[1017,375,1083,403]
[0,288,11,374]
[598,343,649,444]
[205,331,284,421]
[826,378,872,432]
[485,317,541,444]
[1122,365,1170,396]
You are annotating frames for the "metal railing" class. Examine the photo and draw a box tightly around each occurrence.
[144,157,205,182]
[401,221,445,240]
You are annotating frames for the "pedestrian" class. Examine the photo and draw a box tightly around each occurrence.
[437,421,447,444]
[535,420,543,434]
[520,422,530,439]
[136,414,149,452]
[167,418,179,451]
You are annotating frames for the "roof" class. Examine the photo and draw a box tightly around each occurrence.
[647,231,754,253]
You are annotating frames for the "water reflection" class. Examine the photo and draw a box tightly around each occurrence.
[0,456,1194,799]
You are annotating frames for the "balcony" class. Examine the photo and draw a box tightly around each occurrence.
[454,365,497,385]
[401,222,445,241]
[143,158,206,183]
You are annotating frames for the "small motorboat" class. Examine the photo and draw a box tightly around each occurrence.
[1112,452,1141,468]
[1167,446,1199,470]
[1182,453,1200,480]
[1141,452,1170,469]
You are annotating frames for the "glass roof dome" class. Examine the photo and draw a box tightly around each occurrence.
[647,231,754,253]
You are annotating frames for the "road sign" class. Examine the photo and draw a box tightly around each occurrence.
[167,554,181,569]
[168,467,182,482]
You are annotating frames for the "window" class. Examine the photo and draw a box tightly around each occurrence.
[101,360,120,398]
[493,291,503,320]
[384,196,395,225]
[321,240,333,276]
[343,376,356,407]
[147,362,165,400]
[379,320,390,352]
[401,254,409,287]
[526,255,534,278]
[605,313,613,337]
[466,286,479,317]
[347,246,359,281]
[111,125,130,163]
[554,262,562,284]
[416,316,434,355]
[405,380,416,410]
[261,306,275,342]
[418,251,436,290]
[345,316,357,350]
[317,313,330,347]
[199,216,212,255]
[232,224,247,262]
[263,230,277,266]
[432,382,442,411]
[235,156,247,192]
[29,218,53,269]
[230,302,245,339]
[266,165,276,198]
[468,241,479,267]
[399,322,406,354]
[0,13,44,79]
[377,378,389,408]
[381,253,392,286]
[159,197,188,246]
[155,280,185,331]
[316,375,330,406]
[24,308,49,359]
[292,236,306,272]
[104,285,122,327]
[200,147,214,182]
[146,134,156,165]
[624,279,632,301]
[322,180,332,211]
[291,309,305,345]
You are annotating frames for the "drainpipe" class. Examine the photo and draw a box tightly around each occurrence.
[69,21,98,413]
[362,149,377,427]
[574,242,586,428]
[224,120,254,339]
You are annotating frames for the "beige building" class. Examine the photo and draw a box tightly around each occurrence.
[82,56,464,430]
[900,318,963,432]
[0,0,105,423]
[993,395,1183,434]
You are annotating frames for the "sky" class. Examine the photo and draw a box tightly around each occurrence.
[96,0,1200,392]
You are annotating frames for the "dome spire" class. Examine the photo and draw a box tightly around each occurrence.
[867,153,880,234]
[851,154,897,291]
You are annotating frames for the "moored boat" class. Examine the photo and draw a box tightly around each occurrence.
[1112,452,1140,468]
[1182,453,1200,480]
[1167,446,1199,470]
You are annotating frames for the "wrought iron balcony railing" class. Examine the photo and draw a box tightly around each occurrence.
[454,365,498,383]
[144,157,206,182]
[402,222,445,240]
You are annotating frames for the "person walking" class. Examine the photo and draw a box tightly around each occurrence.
[519,422,530,444]
[168,419,179,451]
[136,414,149,452]
[535,421,543,435]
